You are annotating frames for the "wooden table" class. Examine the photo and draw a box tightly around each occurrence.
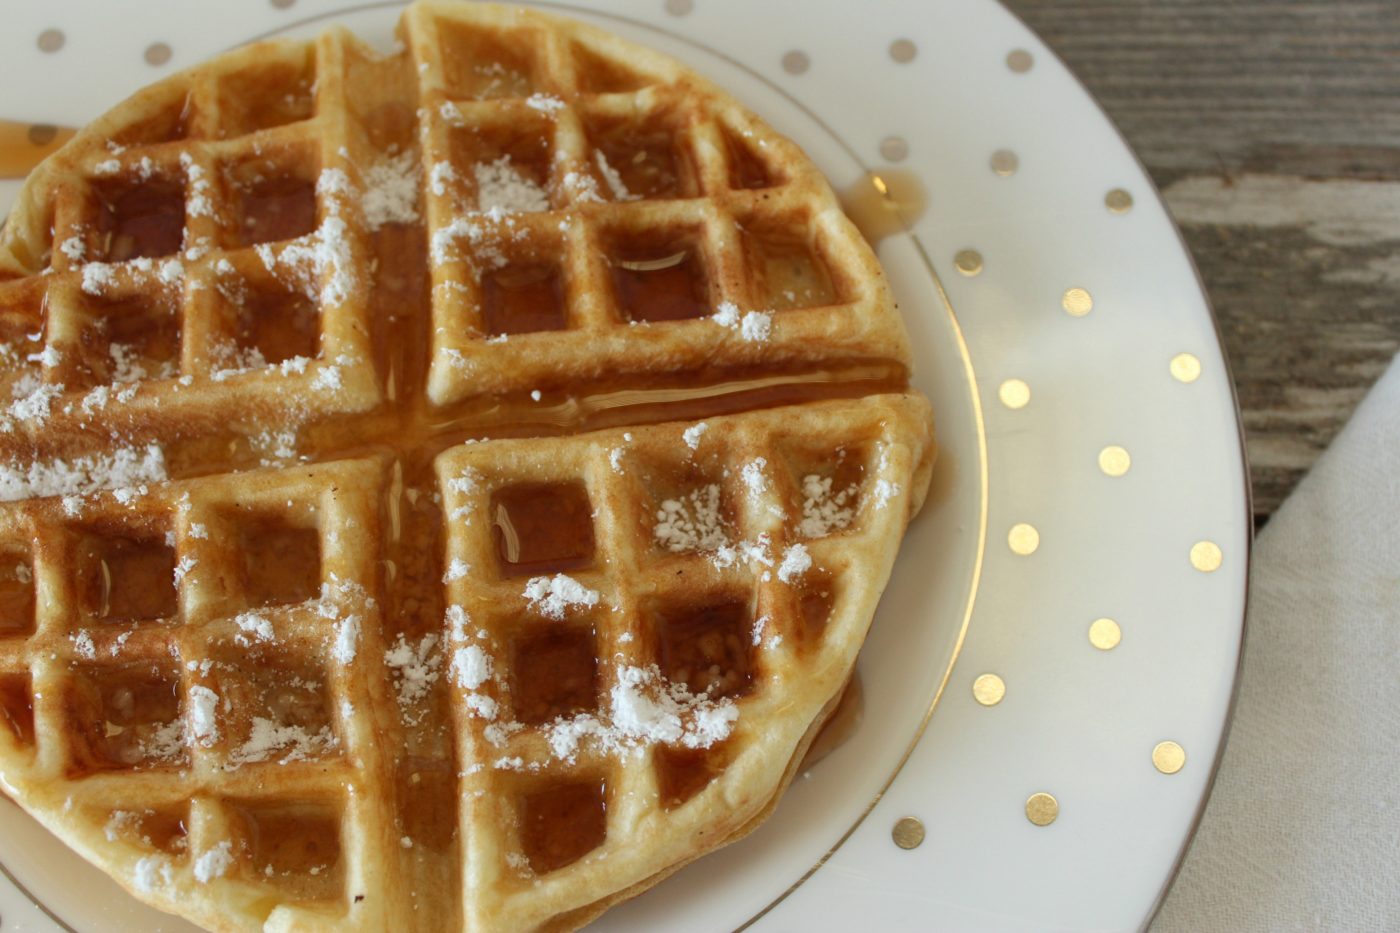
[1001,0,1400,524]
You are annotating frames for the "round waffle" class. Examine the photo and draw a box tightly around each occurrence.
[0,3,936,930]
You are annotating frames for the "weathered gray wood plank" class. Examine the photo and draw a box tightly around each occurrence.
[1000,0,1400,520]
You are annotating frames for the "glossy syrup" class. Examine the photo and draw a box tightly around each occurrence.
[236,520,321,610]
[0,674,34,745]
[481,263,566,335]
[838,170,929,246]
[801,673,864,769]
[656,599,753,699]
[510,626,600,724]
[491,482,594,577]
[0,556,35,637]
[80,534,177,622]
[608,244,710,323]
[519,778,607,874]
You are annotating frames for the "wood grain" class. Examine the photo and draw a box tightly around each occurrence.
[1000,0,1400,522]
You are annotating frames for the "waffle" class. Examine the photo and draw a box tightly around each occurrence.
[0,3,936,931]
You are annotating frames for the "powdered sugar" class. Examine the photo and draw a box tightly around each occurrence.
[233,611,274,644]
[474,156,550,214]
[544,664,739,762]
[740,457,769,497]
[653,484,728,553]
[232,718,337,766]
[522,574,599,619]
[187,685,220,747]
[442,558,470,583]
[361,150,420,229]
[799,473,858,537]
[0,443,166,503]
[712,301,773,341]
[777,543,812,583]
[682,422,708,450]
[331,614,361,664]
[525,92,566,113]
[450,644,492,690]
[384,633,441,716]
[255,168,357,308]
[193,841,233,883]
[133,855,173,893]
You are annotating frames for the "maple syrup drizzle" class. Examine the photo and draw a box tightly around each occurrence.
[838,170,928,246]
[609,243,710,322]
[0,557,35,636]
[236,520,321,610]
[80,534,177,622]
[510,626,601,725]
[237,176,318,246]
[481,263,566,335]
[95,179,186,261]
[801,673,864,769]
[232,802,343,901]
[491,482,595,576]
[519,778,608,874]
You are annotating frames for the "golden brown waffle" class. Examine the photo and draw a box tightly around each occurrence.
[0,2,935,931]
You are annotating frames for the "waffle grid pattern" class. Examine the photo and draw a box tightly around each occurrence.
[0,458,409,929]
[0,3,933,931]
[0,35,382,460]
[407,4,904,403]
[436,398,928,928]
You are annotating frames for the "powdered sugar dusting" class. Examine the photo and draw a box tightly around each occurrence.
[522,574,599,619]
[682,422,708,450]
[187,685,220,747]
[361,150,420,229]
[0,444,166,503]
[193,841,233,883]
[474,156,550,214]
[652,484,728,553]
[777,543,811,583]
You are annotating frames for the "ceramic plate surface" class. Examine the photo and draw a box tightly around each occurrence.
[0,2,1248,930]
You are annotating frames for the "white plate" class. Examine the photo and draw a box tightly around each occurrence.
[0,2,1249,931]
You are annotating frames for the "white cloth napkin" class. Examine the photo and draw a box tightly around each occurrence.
[1152,354,1400,932]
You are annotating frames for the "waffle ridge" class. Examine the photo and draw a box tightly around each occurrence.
[0,3,936,931]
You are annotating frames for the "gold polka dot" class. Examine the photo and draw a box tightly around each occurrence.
[1152,741,1187,774]
[781,50,810,75]
[990,149,1019,176]
[1171,352,1202,383]
[889,39,917,63]
[1088,618,1121,650]
[1007,523,1039,556]
[972,673,1005,706]
[1062,287,1093,317]
[144,42,173,66]
[880,136,909,162]
[1098,445,1131,477]
[1025,792,1058,826]
[36,29,65,53]
[892,816,925,849]
[1190,541,1222,573]
[27,124,58,147]
[663,0,693,14]
[998,378,1030,410]
[953,249,983,277]
[1006,49,1034,73]
[1105,188,1134,213]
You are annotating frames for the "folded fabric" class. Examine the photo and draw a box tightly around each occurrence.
[1153,354,1400,932]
